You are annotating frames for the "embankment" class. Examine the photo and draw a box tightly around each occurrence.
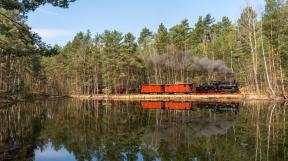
[70,94,283,101]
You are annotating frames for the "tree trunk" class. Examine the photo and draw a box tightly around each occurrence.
[261,21,275,96]
[248,13,260,94]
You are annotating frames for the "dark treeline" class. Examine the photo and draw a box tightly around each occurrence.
[1,0,288,97]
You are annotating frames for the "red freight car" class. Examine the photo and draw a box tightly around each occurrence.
[165,102,192,110]
[141,101,164,109]
[141,101,192,110]
[164,84,193,93]
[140,85,164,94]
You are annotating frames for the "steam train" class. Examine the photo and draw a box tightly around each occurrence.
[92,80,239,94]
[140,81,240,94]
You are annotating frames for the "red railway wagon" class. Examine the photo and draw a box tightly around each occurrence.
[164,84,194,93]
[140,85,164,94]
[165,102,192,110]
[141,101,164,109]
[141,101,192,110]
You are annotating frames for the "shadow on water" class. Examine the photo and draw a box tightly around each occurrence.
[0,99,287,161]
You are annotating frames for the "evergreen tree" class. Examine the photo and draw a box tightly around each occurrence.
[155,23,169,55]
[100,30,123,92]
[120,33,142,92]
[138,27,153,45]
[1,0,76,13]
[169,19,190,51]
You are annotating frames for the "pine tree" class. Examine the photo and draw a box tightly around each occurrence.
[155,23,169,55]
[100,30,123,92]
[138,27,153,44]
[169,19,190,51]
[1,0,76,13]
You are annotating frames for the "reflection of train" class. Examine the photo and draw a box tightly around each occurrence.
[140,81,240,94]
[140,101,239,112]
[193,101,239,113]
[141,101,192,110]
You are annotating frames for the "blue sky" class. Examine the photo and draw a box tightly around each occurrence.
[27,0,265,46]
[35,143,76,161]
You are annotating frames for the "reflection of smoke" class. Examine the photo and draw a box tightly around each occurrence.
[141,117,235,148]
[191,57,234,76]
[190,118,234,137]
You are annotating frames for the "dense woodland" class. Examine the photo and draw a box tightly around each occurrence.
[1,0,288,97]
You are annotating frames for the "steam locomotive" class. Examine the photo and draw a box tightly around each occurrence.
[140,80,240,94]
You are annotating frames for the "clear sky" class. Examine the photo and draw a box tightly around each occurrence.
[27,0,265,46]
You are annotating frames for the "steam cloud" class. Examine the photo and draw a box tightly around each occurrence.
[191,57,234,76]
[144,52,234,76]
[144,51,191,70]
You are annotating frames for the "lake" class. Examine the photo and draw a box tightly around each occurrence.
[0,99,287,161]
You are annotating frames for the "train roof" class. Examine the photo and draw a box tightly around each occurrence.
[164,83,197,85]
[141,83,197,86]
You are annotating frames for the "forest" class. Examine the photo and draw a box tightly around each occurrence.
[1,0,288,98]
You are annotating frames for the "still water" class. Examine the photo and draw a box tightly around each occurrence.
[0,99,287,161]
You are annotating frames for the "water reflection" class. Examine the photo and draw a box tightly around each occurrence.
[140,101,239,113]
[35,143,76,161]
[0,100,287,161]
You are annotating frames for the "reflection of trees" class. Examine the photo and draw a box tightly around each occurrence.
[36,100,147,161]
[0,102,47,161]
[234,102,288,161]
[0,100,288,161]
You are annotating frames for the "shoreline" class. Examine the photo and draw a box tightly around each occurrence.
[1,94,285,109]
[70,94,285,102]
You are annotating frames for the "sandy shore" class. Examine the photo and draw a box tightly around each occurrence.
[70,94,281,101]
